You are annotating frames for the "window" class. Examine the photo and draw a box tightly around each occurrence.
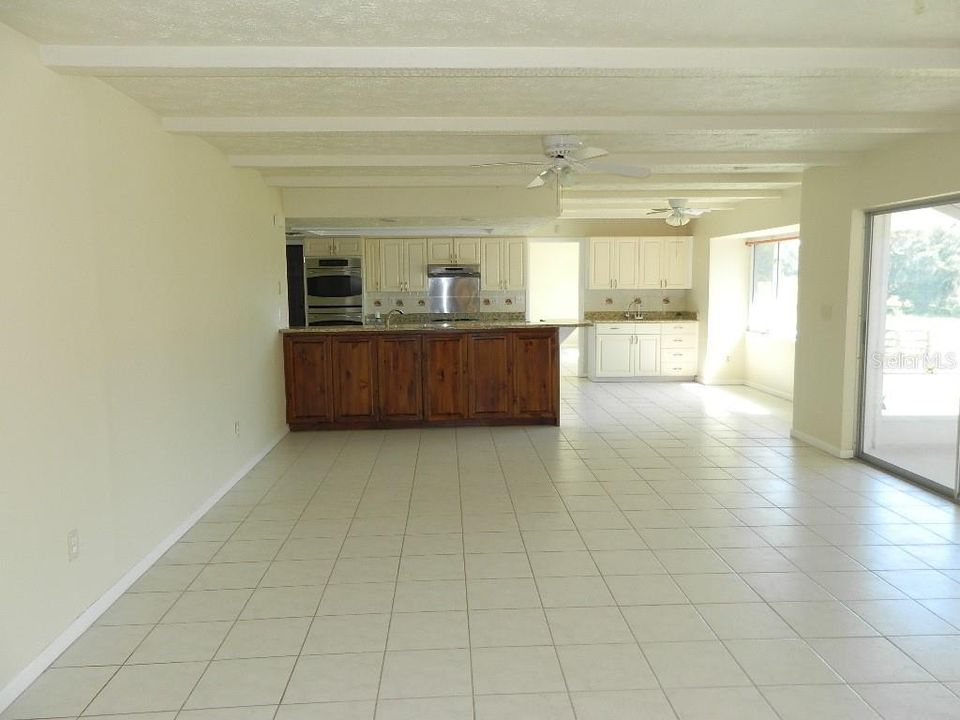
[748,237,800,336]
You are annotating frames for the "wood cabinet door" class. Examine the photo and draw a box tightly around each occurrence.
[589,238,614,289]
[379,239,405,291]
[404,239,428,292]
[423,334,468,421]
[468,333,513,417]
[454,238,481,264]
[332,337,378,421]
[503,238,525,290]
[594,334,634,377]
[638,238,664,288]
[427,238,454,263]
[513,330,558,419]
[480,238,504,291]
[284,337,334,422]
[378,335,423,421]
[663,236,693,289]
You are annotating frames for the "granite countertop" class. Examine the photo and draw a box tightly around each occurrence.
[281,320,591,334]
[585,310,699,322]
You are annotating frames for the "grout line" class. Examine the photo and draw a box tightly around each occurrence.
[271,430,387,718]
[371,429,421,709]
[74,438,312,719]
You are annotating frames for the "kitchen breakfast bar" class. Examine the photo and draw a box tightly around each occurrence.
[282,323,579,430]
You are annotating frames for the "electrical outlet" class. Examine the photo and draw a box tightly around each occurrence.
[234,420,241,436]
[67,529,80,561]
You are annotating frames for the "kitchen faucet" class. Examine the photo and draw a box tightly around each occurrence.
[386,308,405,328]
[625,298,643,320]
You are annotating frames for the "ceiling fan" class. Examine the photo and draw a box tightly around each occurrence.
[647,199,713,226]
[474,135,651,189]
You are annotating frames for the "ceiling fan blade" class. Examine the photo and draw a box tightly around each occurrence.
[683,209,709,217]
[579,161,651,179]
[574,146,609,161]
[646,211,672,217]
[526,169,552,189]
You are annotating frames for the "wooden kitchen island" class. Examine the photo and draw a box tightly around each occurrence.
[281,324,562,430]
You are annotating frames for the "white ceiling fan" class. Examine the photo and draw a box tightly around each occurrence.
[475,135,651,189]
[647,199,715,226]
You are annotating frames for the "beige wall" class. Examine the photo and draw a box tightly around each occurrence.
[745,334,796,400]
[0,22,287,696]
[530,220,695,315]
[794,132,960,456]
[690,188,802,389]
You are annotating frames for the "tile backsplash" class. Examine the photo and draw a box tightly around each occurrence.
[365,290,525,315]
[583,288,688,313]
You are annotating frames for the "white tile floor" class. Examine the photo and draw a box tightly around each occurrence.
[7,379,960,719]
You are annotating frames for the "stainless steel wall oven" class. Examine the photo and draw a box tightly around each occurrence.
[304,256,363,326]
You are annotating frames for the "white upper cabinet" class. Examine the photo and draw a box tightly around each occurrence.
[480,237,525,291]
[304,236,362,257]
[589,238,616,289]
[427,238,454,263]
[662,236,694,289]
[480,238,503,291]
[589,236,694,290]
[614,238,640,289]
[364,238,381,291]
[404,239,428,292]
[503,238,525,290]
[427,237,482,264]
[379,238,427,292]
[379,238,405,292]
[638,238,664,289]
[455,238,481,264]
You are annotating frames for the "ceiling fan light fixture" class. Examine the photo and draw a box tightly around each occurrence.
[665,213,690,227]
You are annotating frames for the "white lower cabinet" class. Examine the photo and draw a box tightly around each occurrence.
[595,334,635,377]
[590,321,698,380]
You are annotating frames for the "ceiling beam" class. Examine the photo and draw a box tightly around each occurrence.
[41,45,960,74]
[562,190,783,202]
[261,172,803,189]
[230,151,852,168]
[164,114,960,134]
[560,209,722,219]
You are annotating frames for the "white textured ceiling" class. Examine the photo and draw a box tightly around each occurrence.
[3,0,959,47]
[3,0,959,227]
[100,75,960,116]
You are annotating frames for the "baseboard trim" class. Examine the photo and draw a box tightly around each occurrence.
[790,428,854,459]
[695,377,745,386]
[0,428,289,714]
[744,380,794,402]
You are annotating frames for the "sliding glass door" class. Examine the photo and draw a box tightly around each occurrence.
[861,200,960,494]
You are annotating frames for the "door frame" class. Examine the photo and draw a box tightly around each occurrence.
[857,194,960,500]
